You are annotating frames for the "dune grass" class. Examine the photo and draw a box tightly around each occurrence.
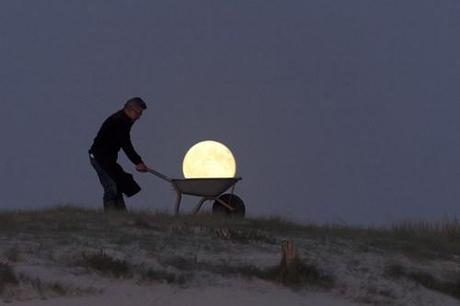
[1,205,460,261]
[385,263,460,299]
[1,205,460,302]
[80,250,132,279]
[0,263,18,293]
[18,274,70,297]
[139,267,190,285]
[159,254,334,289]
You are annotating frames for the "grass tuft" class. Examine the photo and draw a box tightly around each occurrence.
[385,264,460,299]
[160,255,334,290]
[81,250,132,278]
[140,267,189,285]
[2,247,20,263]
[391,218,460,240]
[258,258,335,289]
[0,262,19,293]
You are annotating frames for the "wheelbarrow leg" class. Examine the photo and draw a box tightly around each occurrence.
[173,187,182,216]
[193,197,209,214]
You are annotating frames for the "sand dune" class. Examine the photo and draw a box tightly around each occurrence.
[1,207,459,305]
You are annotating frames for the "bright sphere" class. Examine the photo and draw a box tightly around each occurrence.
[182,140,236,178]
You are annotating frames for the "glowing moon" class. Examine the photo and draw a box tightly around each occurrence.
[182,140,236,178]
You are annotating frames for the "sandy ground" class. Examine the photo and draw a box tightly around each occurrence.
[11,281,360,306]
[1,209,460,306]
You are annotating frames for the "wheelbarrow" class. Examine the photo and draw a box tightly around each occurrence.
[148,169,245,217]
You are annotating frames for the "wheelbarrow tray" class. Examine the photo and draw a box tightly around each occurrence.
[172,177,241,197]
[148,169,242,215]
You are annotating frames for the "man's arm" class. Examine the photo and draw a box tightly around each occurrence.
[121,131,147,171]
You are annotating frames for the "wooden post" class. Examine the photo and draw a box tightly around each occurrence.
[281,240,296,269]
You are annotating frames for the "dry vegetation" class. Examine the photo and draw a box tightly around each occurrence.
[0,206,460,304]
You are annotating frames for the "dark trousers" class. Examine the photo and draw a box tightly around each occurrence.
[89,155,126,211]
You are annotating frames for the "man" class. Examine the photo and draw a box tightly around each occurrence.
[89,97,150,211]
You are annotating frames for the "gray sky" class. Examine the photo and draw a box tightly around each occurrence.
[1,0,459,225]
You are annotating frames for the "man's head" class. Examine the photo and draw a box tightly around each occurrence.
[123,97,147,121]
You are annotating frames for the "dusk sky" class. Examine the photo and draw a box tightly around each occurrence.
[1,1,459,225]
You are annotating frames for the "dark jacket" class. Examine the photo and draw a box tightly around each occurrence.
[89,110,143,197]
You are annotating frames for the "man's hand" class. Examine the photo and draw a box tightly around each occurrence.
[136,162,149,172]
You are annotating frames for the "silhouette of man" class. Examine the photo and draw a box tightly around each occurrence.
[89,97,149,211]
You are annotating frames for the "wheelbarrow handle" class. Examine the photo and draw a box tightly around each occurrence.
[147,168,172,183]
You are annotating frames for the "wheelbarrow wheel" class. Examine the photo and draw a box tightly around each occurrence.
[212,193,245,217]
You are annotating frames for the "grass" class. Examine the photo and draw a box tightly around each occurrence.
[79,250,190,285]
[0,263,18,293]
[391,218,460,240]
[2,247,20,263]
[19,274,69,297]
[386,218,460,258]
[80,250,132,278]
[1,206,460,255]
[140,267,190,285]
[207,258,336,289]
[160,255,334,289]
[260,257,335,289]
[212,227,276,244]
[1,261,94,300]
[2,206,460,259]
[1,205,460,300]
[385,264,460,299]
